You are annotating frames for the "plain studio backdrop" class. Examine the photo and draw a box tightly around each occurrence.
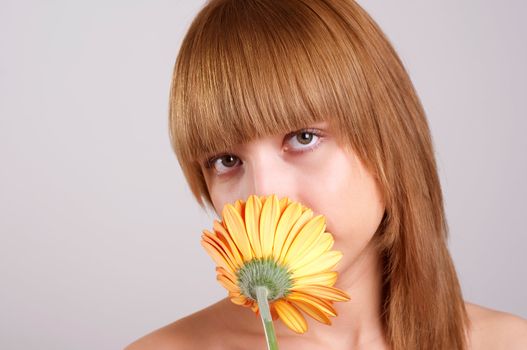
[1,1,526,349]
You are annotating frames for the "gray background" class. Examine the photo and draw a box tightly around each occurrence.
[1,1,525,349]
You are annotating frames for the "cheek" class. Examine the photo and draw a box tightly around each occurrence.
[205,174,246,217]
[210,190,236,217]
[333,175,384,242]
[206,180,231,217]
[301,151,384,248]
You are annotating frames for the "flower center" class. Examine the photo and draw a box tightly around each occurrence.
[236,258,292,301]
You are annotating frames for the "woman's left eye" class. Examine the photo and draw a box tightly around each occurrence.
[284,129,323,152]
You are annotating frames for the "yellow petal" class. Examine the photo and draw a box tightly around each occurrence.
[279,197,289,214]
[234,199,244,217]
[217,274,239,293]
[203,230,238,273]
[292,271,338,288]
[231,295,248,305]
[287,291,337,317]
[278,209,313,263]
[230,291,255,309]
[289,299,332,325]
[291,250,342,278]
[229,290,241,298]
[316,298,338,316]
[271,306,279,320]
[251,303,259,313]
[322,232,335,250]
[222,204,253,261]
[201,236,236,274]
[259,194,280,258]
[216,266,237,284]
[244,195,263,258]
[214,220,244,268]
[273,299,308,334]
[287,231,334,271]
[283,215,326,266]
[272,202,302,260]
[291,285,350,302]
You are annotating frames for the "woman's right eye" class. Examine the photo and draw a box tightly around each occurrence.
[206,154,241,175]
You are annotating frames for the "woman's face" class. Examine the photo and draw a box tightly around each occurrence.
[200,121,385,265]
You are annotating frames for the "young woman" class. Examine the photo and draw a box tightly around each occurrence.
[127,0,527,349]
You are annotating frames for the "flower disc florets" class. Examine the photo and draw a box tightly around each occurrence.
[237,257,292,301]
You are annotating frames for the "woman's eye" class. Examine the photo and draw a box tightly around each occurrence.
[206,154,241,175]
[204,129,323,176]
[285,129,323,152]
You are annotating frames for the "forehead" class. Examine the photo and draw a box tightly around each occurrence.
[170,0,355,167]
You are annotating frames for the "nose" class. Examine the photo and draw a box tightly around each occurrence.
[242,142,295,201]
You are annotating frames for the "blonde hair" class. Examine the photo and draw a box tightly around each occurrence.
[169,0,469,348]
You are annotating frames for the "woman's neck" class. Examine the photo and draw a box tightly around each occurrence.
[277,244,388,349]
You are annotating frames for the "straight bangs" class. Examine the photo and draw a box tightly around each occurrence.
[170,0,377,174]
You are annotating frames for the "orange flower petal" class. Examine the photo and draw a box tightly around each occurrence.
[213,220,244,268]
[251,303,259,313]
[290,250,342,278]
[217,274,239,294]
[283,215,326,266]
[231,294,248,305]
[273,299,308,334]
[216,266,237,285]
[287,291,338,317]
[278,208,313,263]
[271,305,279,321]
[200,237,236,274]
[317,298,338,316]
[245,195,263,258]
[272,202,303,260]
[287,231,333,271]
[203,231,238,273]
[234,199,244,218]
[259,194,280,258]
[278,197,289,214]
[291,285,350,302]
[222,204,253,261]
[289,299,332,325]
[292,271,338,288]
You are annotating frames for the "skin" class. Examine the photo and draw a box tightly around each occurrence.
[125,121,527,350]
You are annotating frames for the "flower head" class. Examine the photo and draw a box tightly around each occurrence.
[201,194,350,334]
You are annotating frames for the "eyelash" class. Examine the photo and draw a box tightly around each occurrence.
[203,128,325,173]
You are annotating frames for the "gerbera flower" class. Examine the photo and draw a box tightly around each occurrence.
[201,194,350,335]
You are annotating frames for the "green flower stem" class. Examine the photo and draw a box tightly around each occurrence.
[255,286,279,350]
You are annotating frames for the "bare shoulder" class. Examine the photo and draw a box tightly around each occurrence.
[124,299,229,350]
[124,298,260,350]
[466,302,527,350]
